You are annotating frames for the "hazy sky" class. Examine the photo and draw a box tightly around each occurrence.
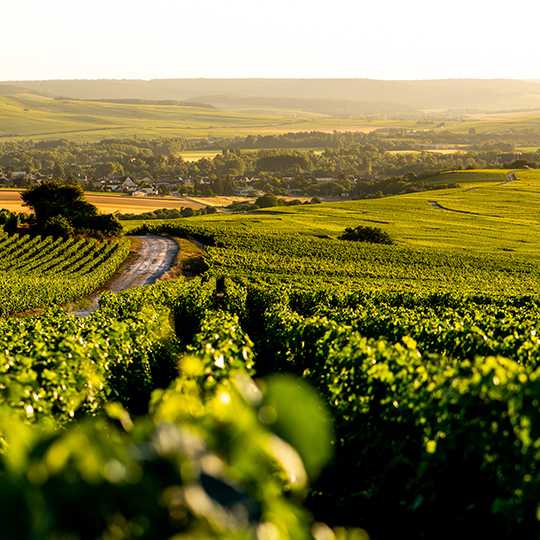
[4,0,540,81]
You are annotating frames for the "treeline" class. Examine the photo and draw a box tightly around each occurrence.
[0,138,526,181]
[203,130,540,150]
[117,206,218,220]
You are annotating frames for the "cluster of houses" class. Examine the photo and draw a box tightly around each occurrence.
[0,171,49,185]
[97,175,267,197]
[0,169,272,197]
[0,168,345,198]
[97,175,204,196]
[97,176,159,196]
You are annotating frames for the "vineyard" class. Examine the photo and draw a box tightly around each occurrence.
[0,232,130,314]
[0,172,539,538]
[131,221,540,294]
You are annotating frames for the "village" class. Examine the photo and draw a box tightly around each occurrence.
[0,169,348,198]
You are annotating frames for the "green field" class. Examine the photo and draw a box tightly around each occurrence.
[124,169,539,259]
[447,108,540,133]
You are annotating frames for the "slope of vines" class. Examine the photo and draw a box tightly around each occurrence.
[130,221,540,294]
[0,232,130,315]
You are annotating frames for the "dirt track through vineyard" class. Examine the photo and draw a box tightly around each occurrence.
[73,235,178,316]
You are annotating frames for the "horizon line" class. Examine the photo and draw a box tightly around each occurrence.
[3,77,540,83]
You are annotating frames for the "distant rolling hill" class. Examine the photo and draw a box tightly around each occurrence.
[4,78,540,114]
[0,92,336,141]
[3,79,540,141]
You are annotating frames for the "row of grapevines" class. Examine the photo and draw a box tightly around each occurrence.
[0,304,177,423]
[0,234,131,315]
[230,284,540,538]
[0,276,338,540]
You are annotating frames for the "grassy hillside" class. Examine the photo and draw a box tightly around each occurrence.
[0,93,353,141]
[125,169,540,260]
[0,92,426,141]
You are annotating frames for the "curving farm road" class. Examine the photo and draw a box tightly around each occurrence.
[73,235,179,316]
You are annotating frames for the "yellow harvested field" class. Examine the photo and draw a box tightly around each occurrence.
[178,150,221,161]
[0,190,32,213]
[178,196,251,208]
[0,190,250,214]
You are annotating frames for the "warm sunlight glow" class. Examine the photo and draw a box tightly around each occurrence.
[4,0,540,81]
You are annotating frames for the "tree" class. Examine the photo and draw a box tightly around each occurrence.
[22,182,121,238]
[83,214,123,238]
[0,210,19,234]
[181,207,195,218]
[95,161,125,178]
[22,182,97,228]
[256,154,308,174]
[52,161,65,180]
[0,209,13,227]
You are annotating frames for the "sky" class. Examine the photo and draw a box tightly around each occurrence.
[3,0,540,81]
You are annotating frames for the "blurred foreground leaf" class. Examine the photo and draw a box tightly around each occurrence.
[260,375,333,479]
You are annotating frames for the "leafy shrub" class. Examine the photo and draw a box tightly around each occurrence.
[227,201,258,212]
[0,371,334,539]
[339,225,393,244]
[0,209,14,227]
[83,213,123,238]
[181,207,195,217]
[255,194,281,208]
